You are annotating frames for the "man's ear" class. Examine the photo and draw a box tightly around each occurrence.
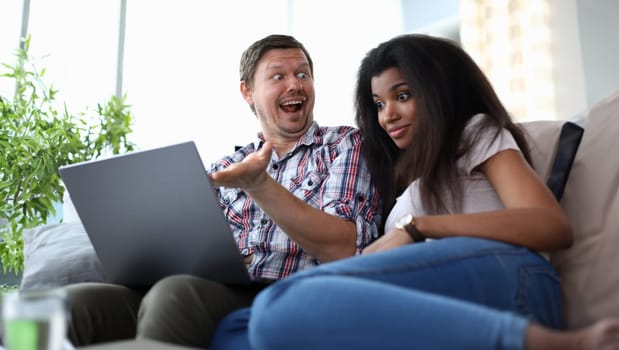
[240,80,253,105]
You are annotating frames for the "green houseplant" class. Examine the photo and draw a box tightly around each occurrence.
[0,37,135,274]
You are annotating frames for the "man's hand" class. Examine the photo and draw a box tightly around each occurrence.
[210,142,273,192]
[362,229,413,255]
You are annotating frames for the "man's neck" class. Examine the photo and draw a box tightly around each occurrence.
[271,140,297,158]
[261,125,312,158]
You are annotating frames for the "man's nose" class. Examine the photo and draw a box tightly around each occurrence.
[286,76,302,92]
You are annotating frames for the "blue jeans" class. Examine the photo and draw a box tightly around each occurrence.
[211,237,563,350]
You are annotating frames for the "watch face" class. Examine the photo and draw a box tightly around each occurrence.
[397,214,413,228]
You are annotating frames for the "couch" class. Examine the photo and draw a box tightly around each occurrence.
[15,89,619,348]
[550,90,619,330]
[512,89,619,330]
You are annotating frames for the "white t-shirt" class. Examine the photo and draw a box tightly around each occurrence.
[385,114,520,233]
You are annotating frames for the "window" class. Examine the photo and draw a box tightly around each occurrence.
[0,1,24,97]
[123,0,404,163]
[26,0,119,113]
[3,0,406,165]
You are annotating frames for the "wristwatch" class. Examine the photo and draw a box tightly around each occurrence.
[395,214,425,242]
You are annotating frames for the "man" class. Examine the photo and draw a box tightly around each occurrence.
[66,34,380,348]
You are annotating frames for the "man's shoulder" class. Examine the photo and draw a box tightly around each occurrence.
[316,124,362,146]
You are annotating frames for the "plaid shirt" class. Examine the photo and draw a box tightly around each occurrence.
[209,122,381,280]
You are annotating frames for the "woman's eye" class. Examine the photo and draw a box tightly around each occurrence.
[397,92,410,101]
[374,101,385,110]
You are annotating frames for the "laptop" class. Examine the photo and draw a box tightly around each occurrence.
[58,141,253,287]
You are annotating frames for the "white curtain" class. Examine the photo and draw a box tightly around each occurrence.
[460,0,557,122]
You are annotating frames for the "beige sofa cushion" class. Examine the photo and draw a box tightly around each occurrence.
[522,120,567,182]
[550,90,619,329]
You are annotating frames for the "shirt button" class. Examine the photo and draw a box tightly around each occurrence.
[272,164,279,170]
[260,219,268,225]
[307,180,313,186]
[223,198,230,204]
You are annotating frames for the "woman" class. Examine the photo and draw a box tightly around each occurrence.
[211,34,619,350]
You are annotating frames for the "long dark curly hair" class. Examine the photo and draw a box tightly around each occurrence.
[355,34,531,229]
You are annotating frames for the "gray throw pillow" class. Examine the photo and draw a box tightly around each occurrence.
[20,221,105,291]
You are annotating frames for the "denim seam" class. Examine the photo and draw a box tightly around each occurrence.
[516,264,561,320]
[316,245,535,279]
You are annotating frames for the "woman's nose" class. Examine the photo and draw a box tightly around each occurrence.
[381,103,399,122]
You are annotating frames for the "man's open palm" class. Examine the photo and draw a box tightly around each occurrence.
[209,142,273,192]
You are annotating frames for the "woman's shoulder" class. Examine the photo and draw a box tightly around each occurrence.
[464,113,497,132]
[459,114,520,173]
[462,113,509,143]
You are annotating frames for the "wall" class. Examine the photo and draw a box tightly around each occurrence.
[576,0,619,109]
[401,0,459,31]
[402,0,460,41]
[548,0,619,120]
[549,0,589,121]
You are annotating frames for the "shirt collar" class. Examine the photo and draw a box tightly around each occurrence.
[252,121,322,151]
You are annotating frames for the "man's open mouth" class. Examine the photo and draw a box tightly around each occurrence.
[280,99,304,113]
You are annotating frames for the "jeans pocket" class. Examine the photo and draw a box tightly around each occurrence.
[518,263,563,329]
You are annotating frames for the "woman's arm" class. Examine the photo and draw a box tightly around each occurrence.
[364,149,573,254]
[416,149,573,251]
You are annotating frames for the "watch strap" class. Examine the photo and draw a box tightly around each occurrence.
[404,218,425,243]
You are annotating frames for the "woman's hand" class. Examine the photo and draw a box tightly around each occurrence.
[209,142,273,192]
[362,229,414,255]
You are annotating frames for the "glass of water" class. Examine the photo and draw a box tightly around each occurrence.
[1,289,68,350]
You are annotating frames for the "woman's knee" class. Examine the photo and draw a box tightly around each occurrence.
[248,277,332,348]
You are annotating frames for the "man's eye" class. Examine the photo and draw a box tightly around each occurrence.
[273,74,283,81]
[297,72,308,79]
[397,92,410,101]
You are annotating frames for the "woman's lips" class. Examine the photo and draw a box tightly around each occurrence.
[388,125,409,139]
